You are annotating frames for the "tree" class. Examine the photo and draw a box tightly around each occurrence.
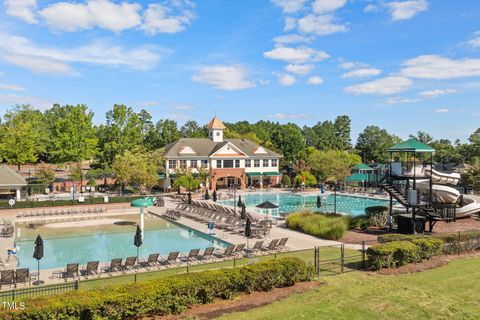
[312,121,336,150]
[0,105,48,169]
[409,131,433,144]
[112,150,158,193]
[97,104,144,164]
[461,161,480,192]
[197,167,210,187]
[224,128,261,144]
[35,163,55,186]
[271,123,305,162]
[180,121,207,138]
[173,169,200,191]
[45,104,98,163]
[281,175,291,187]
[144,119,181,150]
[431,139,461,164]
[334,115,352,150]
[356,126,401,163]
[69,162,84,193]
[294,171,317,187]
[304,148,361,182]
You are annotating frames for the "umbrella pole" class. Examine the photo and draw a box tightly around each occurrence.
[135,247,138,283]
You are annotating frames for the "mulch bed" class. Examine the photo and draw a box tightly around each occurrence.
[151,281,322,320]
[431,217,480,233]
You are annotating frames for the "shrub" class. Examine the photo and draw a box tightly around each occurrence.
[294,171,317,187]
[367,241,420,270]
[286,211,349,240]
[281,175,291,187]
[411,238,444,260]
[1,258,313,319]
[348,215,370,230]
[365,206,388,227]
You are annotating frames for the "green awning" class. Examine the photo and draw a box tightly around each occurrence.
[353,163,373,171]
[158,173,166,179]
[345,173,368,182]
[388,139,435,153]
[263,172,281,176]
[246,172,263,177]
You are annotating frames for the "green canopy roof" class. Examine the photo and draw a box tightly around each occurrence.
[246,172,263,177]
[263,172,281,176]
[345,173,368,182]
[131,198,154,208]
[388,139,435,153]
[353,163,373,171]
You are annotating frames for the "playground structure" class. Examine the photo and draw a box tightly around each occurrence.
[383,139,480,234]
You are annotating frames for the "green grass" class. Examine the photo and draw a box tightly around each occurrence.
[217,257,480,320]
[286,211,349,240]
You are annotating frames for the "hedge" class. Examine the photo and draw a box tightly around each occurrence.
[367,238,444,270]
[1,257,313,319]
[286,211,349,240]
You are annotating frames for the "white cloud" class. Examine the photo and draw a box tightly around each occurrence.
[0,83,25,91]
[4,0,37,24]
[268,113,309,119]
[342,68,382,78]
[338,61,355,69]
[284,64,315,75]
[467,31,480,48]
[400,55,480,79]
[284,17,297,32]
[271,0,307,13]
[192,65,255,90]
[312,0,347,14]
[0,33,164,75]
[133,101,161,107]
[264,46,329,64]
[384,97,419,104]
[344,76,413,95]
[364,4,379,13]
[307,76,324,85]
[173,103,193,110]
[297,14,348,36]
[141,2,196,35]
[0,93,53,109]
[273,34,313,44]
[165,112,191,121]
[40,0,142,32]
[275,73,297,86]
[419,89,457,98]
[434,108,449,113]
[387,0,428,21]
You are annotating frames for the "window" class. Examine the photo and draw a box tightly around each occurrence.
[179,160,187,169]
[224,160,234,168]
[201,160,208,168]
[216,159,222,168]
[168,160,176,169]
[190,160,198,168]
[254,159,260,168]
[272,159,278,167]
[245,159,251,167]
[235,159,240,168]
[263,159,269,167]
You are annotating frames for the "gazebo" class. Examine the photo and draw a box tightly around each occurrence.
[0,166,27,200]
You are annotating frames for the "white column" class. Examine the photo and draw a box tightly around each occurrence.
[16,189,21,200]
[140,207,144,240]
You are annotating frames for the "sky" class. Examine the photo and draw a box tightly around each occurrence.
[0,0,479,143]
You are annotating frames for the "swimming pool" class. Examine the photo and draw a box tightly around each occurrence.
[13,214,230,271]
[219,193,390,217]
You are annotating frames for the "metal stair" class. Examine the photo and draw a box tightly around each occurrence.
[383,184,408,207]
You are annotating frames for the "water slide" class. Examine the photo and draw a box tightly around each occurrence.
[424,168,461,185]
[416,180,461,204]
[456,196,480,218]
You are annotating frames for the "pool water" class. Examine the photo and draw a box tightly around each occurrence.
[219,193,390,217]
[13,214,229,271]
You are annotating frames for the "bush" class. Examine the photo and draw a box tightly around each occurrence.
[281,175,291,188]
[367,241,420,270]
[411,238,444,260]
[286,211,349,240]
[365,206,388,227]
[2,258,313,319]
[348,215,369,230]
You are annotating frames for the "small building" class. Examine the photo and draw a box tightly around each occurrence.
[0,165,27,200]
[164,117,282,190]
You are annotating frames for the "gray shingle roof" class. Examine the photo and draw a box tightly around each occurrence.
[164,138,282,158]
[0,166,27,187]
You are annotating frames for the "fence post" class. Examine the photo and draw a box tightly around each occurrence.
[233,257,236,267]
[341,244,345,274]
[362,241,366,270]
[74,280,79,290]
[314,247,317,276]
[12,289,15,301]
[316,247,320,277]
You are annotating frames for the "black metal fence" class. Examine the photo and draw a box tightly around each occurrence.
[313,241,373,276]
[0,281,78,302]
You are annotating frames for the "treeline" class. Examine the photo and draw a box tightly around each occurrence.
[1,104,480,171]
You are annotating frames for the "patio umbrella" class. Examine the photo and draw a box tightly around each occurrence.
[316,195,322,210]
[256,201,279,209]
[33,234,44,285]
[133,225,142,283]
[187,192,192,205]
[237,195,242,208]
[244,217,252,249]
[212,190,217,202]
[205,189,210,200]
[240,203,246,220]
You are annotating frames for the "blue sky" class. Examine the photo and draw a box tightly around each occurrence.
[0,0,479,143]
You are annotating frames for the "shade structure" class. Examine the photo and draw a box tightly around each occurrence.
[237,195,242,208]
[388,138,435,153]
[187,192,192,204]
[263,172,281,176]
[240,203,246,220]
[316,195,322,209]
[353,163,373,171]
[130,198,154,208]
[134,225,143,248]
[244,218,252,238]
[246,172,263,177]
[212,190,217,202]
[345,173,368,182]
[256,201,279,209]
[33,234,44,285]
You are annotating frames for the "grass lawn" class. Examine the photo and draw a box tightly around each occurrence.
[217,257,480,320]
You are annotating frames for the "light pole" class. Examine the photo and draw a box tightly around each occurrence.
[334,183,338,214]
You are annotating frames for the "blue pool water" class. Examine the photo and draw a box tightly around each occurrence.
[219,193,390,217]
[14,216,229,271]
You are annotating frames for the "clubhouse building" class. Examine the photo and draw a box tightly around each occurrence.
[164,117,282,190]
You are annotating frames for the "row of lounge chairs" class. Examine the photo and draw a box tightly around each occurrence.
[16,207,107,218]
[164,210,181,220]
[0,225,14,238]
[0,268,31,288]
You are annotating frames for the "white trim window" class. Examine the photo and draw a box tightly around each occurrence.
[245,159,251,167]
[235,159,240,168]
[179,160,187,169]
[272,159,278,167]
[201,160,208,168]
[216,159,222,168]
[190,160,198,168]
[254,159,260,168]
[263,159,269,167]
[168,160,176,169]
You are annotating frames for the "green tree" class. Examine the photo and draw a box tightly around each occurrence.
[0,105,48,169]
[356,126,401,163]
[69,162,84,193]
[112,150,158,193]
[45,104,98,163]
[294,171,317,187]
[334,115,352,150]
[173,168,200,191]
[461,161,480,192]
[224,128,261,144]
[35,163,56,186]
[271,123,305,162]
[312,121,336,150]
[409,131,434,144]
[281,175,291,187]
[144,119,181,150]
[180,121,207,138]
[304,148,361,182]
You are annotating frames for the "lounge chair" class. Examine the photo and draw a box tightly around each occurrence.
[214,245,235,259]
[159,252,179,266]
[139,253,160,270]
[61,263,79,281]
[261,239,280,252]
[198,247,215,262]
[15,268,31,287]
[276,238,289,251]
[122,257,137,272]
[80,261,99,278]
[180,249,200,263]
[232,244,246,256]
[102,258,123,274]
[245,241,264,255]
[0,270,14,289]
